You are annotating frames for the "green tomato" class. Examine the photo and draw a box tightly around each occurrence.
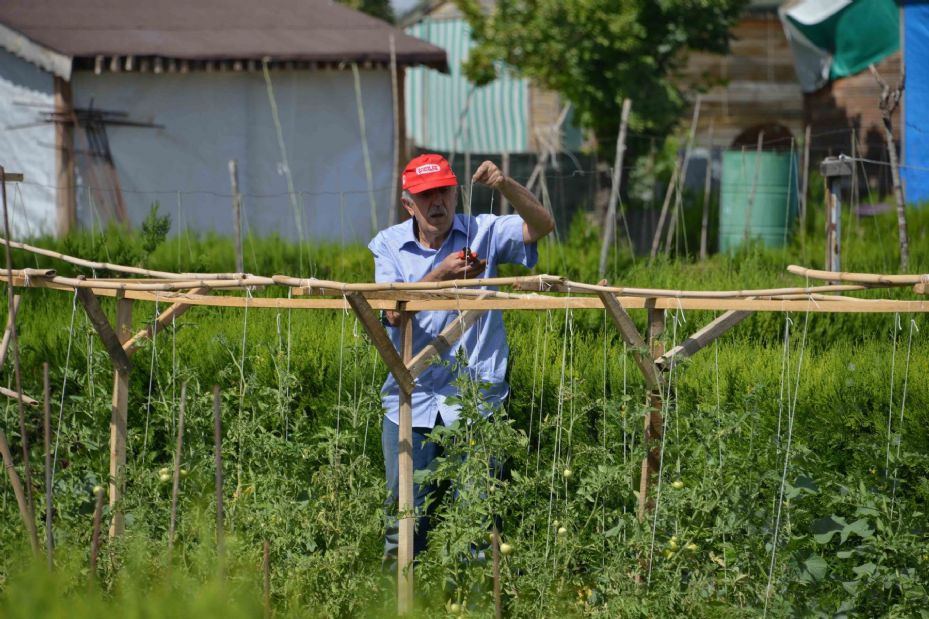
[92,485,104,496]
[671,480,684,489]
[685,542,698,552]
[449,603,461,613]
[159,472,171,483]
[159,467,170,477]
[499,542,513,556]
[562,468,573,480]
[557,526,568,537]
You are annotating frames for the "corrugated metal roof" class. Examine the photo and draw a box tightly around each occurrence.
[405,16,528,153]
[0,0,448,70]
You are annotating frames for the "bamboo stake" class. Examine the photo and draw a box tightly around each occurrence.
[167,381,187,560]
[88,485,105,590]
[492,528,502,619]
[43,363,53,570]
[263,539,271,619]
[598,98,632,278]
[699,121,715,261]
[0,295,22,367]
[213,385,225,562]
[228,160,244,274]
[800,124,811,228]
[649,162,680,260]
[665,96,702,258]
[389,34,400,227]
[870,65,909,271]
[0,165,36,530]
[0,429,38,552]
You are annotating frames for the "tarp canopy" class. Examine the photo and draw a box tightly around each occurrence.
[904,2,929,205]
[779,0,899,92]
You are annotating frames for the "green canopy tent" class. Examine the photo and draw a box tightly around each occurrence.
[778,0,899,93]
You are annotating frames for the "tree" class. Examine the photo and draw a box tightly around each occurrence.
[337,0,395,23]
[455,0,746,159]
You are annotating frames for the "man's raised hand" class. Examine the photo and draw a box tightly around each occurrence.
[471,160,507,190]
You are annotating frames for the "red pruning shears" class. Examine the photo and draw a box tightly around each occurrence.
[457,247,479,265]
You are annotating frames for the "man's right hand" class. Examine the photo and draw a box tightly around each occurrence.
[428,251,487,281]
[385,253,486,326]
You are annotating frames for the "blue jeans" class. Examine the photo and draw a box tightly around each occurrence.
[381,415,444,568]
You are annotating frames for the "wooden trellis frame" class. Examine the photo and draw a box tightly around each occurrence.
[0,234,927,612]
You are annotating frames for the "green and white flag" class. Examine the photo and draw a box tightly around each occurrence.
[778,0,899,92]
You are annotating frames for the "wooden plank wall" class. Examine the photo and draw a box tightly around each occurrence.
[680,12,805,149]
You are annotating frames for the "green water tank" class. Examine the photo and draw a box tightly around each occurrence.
[719,150,799,253]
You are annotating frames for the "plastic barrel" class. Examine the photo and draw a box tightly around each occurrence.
[719,150,799,253]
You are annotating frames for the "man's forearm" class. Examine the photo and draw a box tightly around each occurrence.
[500,178,555,242]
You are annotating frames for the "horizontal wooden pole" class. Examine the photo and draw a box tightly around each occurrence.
[788,264,928,286]
[0,239,247,280]
[3,274,929,313]
[0,385,38,406]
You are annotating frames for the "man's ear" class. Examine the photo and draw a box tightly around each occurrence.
[401,197,415,217]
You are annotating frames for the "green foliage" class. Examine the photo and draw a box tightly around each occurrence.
[455,0,748,158]
[0,208,927,616]
[141,203,172,256]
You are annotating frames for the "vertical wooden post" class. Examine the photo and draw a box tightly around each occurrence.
[464,150,472,210]
[0,429,38,552]
[54,77,76,237]
[638,306,665,521]
[397,310,414,614]
[167,381,187,559]
[389,34,400,228]
[821,157,852,273]
[108,295,132,538]
[88,486,105,590]
[213,385,225,561]
[263,539,271,618]
[800,124,811,228]
[598,98,633,278]
[43,363,54,570]
[699,121,715,261]
[228,160,244,274]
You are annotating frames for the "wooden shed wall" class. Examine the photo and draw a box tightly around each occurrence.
[680,13,804,149]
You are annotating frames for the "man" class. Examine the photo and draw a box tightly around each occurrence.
[368,153,554,566]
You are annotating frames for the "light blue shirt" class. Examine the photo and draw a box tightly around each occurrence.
[368,213,538,428]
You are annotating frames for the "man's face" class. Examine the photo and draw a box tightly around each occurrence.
[403,185,458,243]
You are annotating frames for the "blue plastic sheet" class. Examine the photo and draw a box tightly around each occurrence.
[904,2,929,206]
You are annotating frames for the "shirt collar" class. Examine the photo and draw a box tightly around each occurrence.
[400,214,468,251]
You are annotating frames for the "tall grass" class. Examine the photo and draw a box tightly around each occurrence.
[0,207,927,616]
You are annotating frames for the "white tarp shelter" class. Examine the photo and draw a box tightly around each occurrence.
[0,0,447,241]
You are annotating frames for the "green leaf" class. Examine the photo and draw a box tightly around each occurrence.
[841,518,874,543]
[811,515,848,544]
[803,554,828,581]
[852,562,876,578]
[603,523,623,538]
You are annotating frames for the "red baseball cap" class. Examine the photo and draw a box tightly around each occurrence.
[401,153,458,194]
